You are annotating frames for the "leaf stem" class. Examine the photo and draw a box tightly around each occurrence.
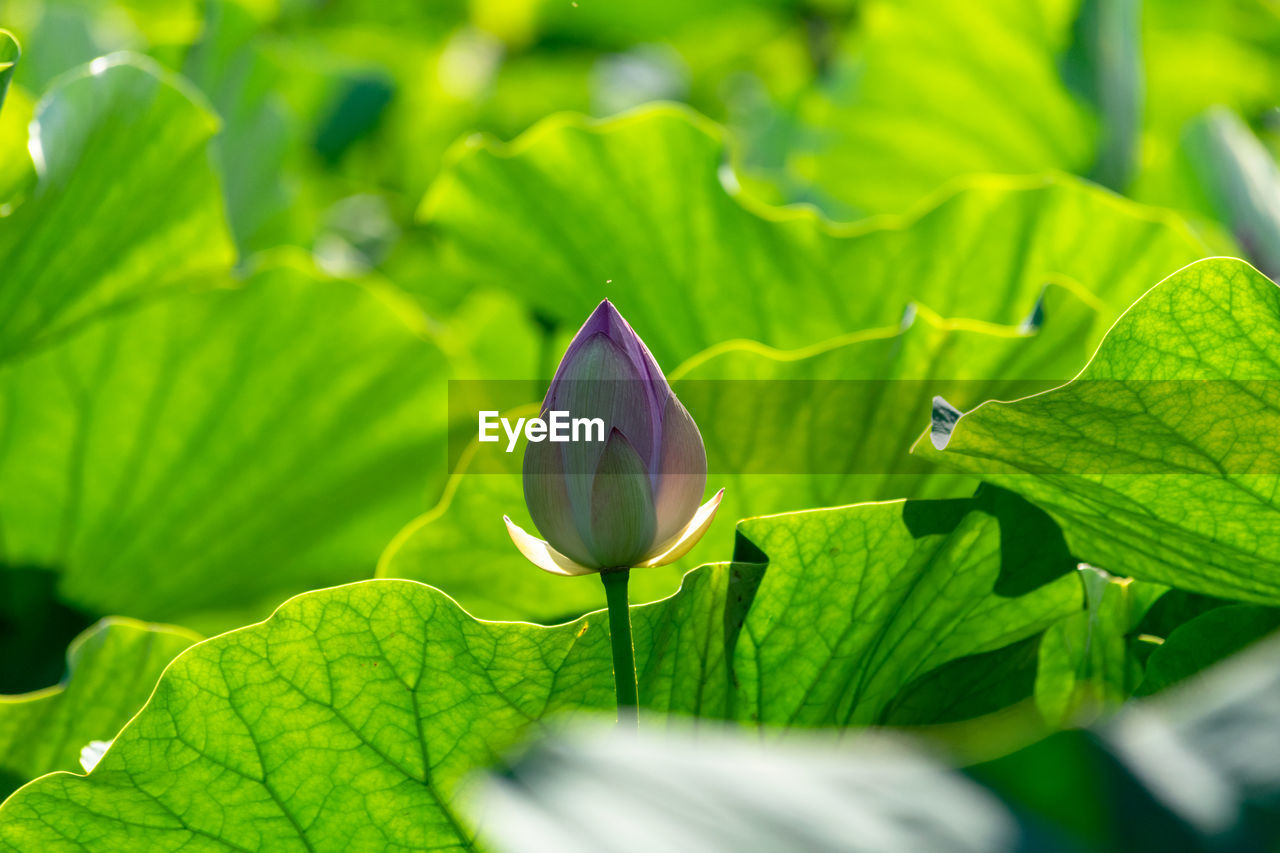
[600,568,638,728]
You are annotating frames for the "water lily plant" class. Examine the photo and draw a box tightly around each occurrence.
[504,299,723,724]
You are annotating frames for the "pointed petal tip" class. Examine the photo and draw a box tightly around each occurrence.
[586,298,624,327]
[504,516,598,577]
[569,299,632,351]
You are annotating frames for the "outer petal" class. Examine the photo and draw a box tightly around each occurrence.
[548,333,660,526]
[549,332,660,468]
[550,300,670,431]
[587,429,658,568]
[504,516,597,576]
[636,488,724,568]
[651,394,707,545]
[523,438,595,567]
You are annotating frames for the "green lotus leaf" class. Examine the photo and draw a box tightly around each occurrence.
[794,0,1097,215]
[881,636,1042,729]
[793,0,1280,218]
[419,107,1206,368]
[1137,604,1280,696]
[0,495,1078,847]
[0,618,198,801]
[0,53,234,360]
[919,257,1280,604]
[0,256,447,631]
[731,492,1080,726]
[1033,567,1163,727]
[676,289,1099,523]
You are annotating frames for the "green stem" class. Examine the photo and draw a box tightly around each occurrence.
[600,568,638,728]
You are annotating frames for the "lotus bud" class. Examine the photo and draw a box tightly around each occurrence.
[505,300,723,575]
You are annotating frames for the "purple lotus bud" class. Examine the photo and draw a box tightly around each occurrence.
[505,300,723,575]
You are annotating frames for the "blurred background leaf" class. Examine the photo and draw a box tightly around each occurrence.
[0,256,447,634]
[0,54,233,359]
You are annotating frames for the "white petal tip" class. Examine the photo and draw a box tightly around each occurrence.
[80,740,112,773]
[638,488,724,568]
[504,517,597,577]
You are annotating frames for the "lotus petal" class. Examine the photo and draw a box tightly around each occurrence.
[587,429,658,568]
[523,438,596,567]
[504,516,596,577]
[652,394,707,545]
[638,488,724,568]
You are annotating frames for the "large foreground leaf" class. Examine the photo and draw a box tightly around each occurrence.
[420,108,1205,368]
[0,618,198,801]
[0,578,618,850]
[0,257,446,630]
[921,257,1280,604]
[0,53,234,360]
[0,497,1078,848]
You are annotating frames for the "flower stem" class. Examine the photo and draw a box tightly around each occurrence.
[600,568,638,728]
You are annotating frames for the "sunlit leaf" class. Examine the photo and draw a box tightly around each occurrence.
[0,257,447,631]
[1033,567,1162,726]
[920,257,1280,604]
[420,108,1206,368]
[732,492,1080,726]
[0,54,234,359]
[793,0,1096,215]
[0,495,1077,846]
